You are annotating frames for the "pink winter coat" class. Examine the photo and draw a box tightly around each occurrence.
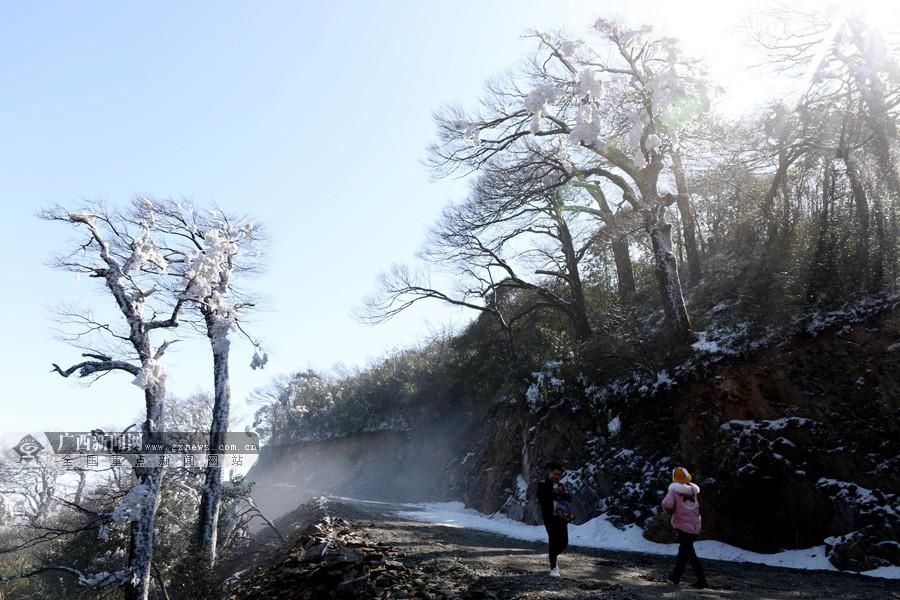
[661,482,701,535]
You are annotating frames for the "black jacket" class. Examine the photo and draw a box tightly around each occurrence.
[537,479,572,524]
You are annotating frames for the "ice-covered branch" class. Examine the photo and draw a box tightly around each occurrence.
[52,357,141,378]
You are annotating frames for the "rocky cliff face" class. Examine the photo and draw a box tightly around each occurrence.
[670,312,900,571]
[457,303,900,572]
[248,302,899,572]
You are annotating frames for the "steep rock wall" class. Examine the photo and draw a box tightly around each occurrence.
[460,307,900,570]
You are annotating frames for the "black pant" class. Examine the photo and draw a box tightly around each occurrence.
[672,530,707,584]
[544,517,568,568]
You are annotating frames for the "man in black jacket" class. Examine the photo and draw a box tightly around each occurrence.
[536,461,571,577]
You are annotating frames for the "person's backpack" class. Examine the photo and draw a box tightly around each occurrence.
[553,499,575,523]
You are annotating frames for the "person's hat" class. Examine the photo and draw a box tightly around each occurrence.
[672,467,692,484]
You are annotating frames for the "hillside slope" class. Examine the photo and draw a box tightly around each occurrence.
[247,299,900,572]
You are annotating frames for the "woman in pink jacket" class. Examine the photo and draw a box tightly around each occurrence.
[661,467,708,588]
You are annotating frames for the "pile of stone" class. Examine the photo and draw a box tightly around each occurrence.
[817,479,900,571]
[226,516,489,599]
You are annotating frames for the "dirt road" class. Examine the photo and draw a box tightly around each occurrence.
[235,497,900,599]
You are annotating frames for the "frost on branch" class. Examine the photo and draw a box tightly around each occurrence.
[68,211,97,226]
[569,104,603,146]
[559,39,580,58]
[250,347,269,370]
[524,84,560,134]
[576,68,603,99]
[77,570,131,588]
[182,225,244,347]
[647,68,685,112]
[79,571,112,587]
[111,483,152,527]
[185,227,239,302]
[624,108,652,162]
[524,84,559,116]
[451,119,481,146]
[132,358,167,395]
[125,226,169,274]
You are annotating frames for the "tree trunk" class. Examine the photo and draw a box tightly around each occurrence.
[841,150,870,282]
[807,159,836,303]
[764,148,793,245]
[499,323,519,382]
[870,130,897,291]
[646,206,693,342]
[124,390,165,600]
[581,185,636,301]
[872,191,886,291]
[695,202,708,255]
[672,152,702,286]
[485,292,520,381]
[780,158,793,241]
[197,316,231,566]
[611,237,636,301]
[125,470,163,600]
[555,208,592,341]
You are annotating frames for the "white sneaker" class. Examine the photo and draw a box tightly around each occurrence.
[549,567,560,577]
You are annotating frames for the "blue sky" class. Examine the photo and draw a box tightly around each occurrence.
[0,1,766,434]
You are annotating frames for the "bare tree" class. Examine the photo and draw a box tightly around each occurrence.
[461,159,597,341]
[364,263,521,369]
[365,158,603,381]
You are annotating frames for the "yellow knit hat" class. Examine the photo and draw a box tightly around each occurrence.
[673,467,692,484]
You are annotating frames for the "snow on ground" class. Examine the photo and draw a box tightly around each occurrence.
[395,501,900,580]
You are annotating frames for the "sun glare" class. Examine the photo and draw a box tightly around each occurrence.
[687,0,900,117]
[847,0,900,37]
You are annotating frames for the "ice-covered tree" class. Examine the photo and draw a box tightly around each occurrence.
[364,261,522,370]
[145,201,265,566]
[42,200,189,600]
[431,19,714,342]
